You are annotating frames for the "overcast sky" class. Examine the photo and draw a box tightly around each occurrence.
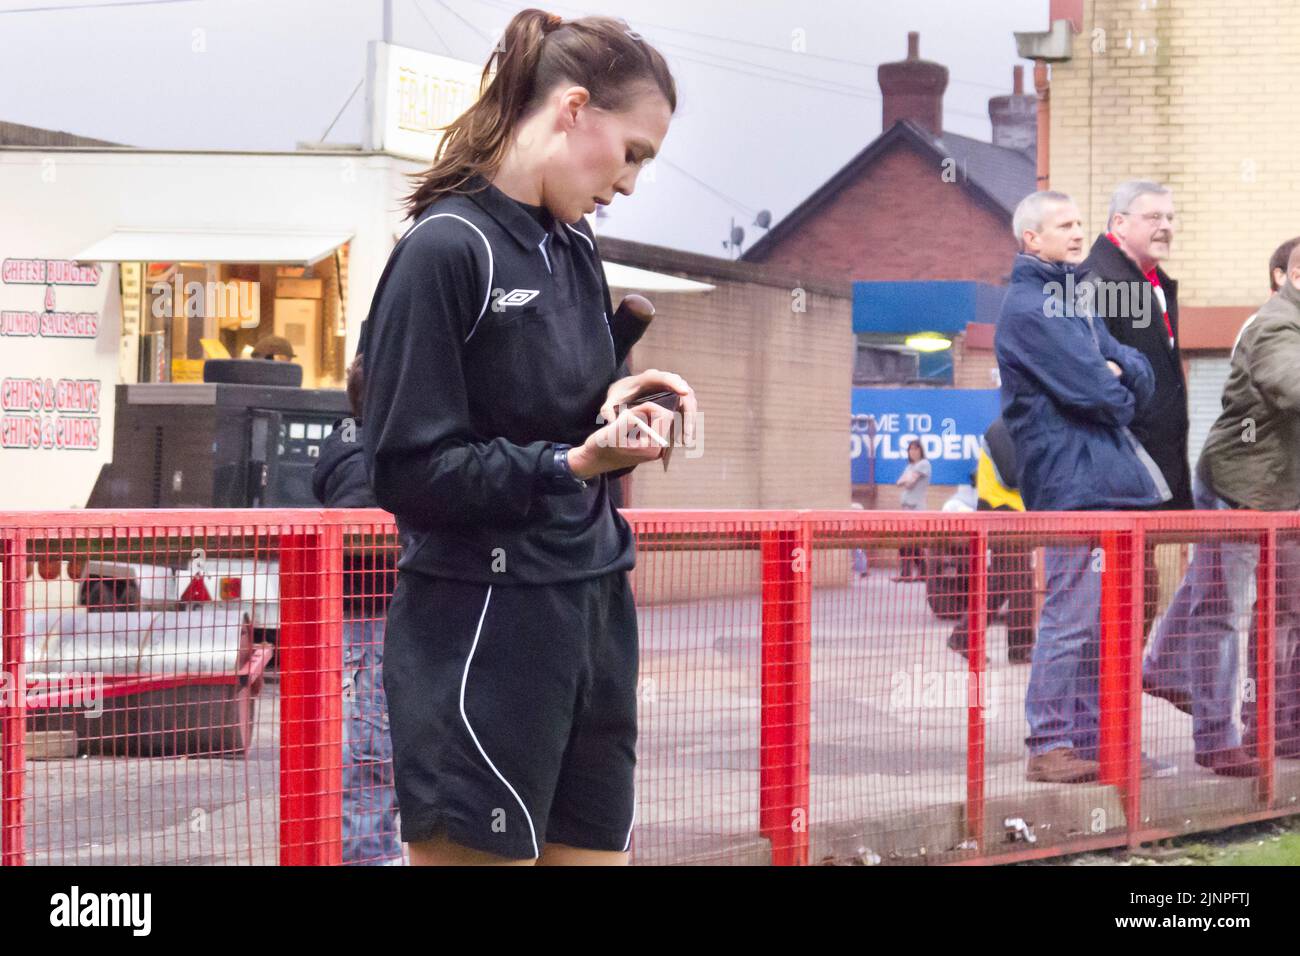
[2,0,1048,255]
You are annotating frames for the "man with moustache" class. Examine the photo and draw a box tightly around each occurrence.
[1079,182,1188,662]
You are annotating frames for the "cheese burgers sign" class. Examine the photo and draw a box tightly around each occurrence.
[1,256,119,507]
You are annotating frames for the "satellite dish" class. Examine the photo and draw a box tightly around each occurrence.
[730,225,745,246]
[755,209,772,229]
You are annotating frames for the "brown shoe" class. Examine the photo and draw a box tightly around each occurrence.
[1027,748,1100,784]
[1194,747,1261,777]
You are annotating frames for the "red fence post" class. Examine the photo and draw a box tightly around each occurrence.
[1,532,27,866]
[1125,525,1145,844]
[759,522,811,866]
[1255,529,1276,807]
[279,525,343,866]
[1098,528,1140,820]
[965,529,987,850]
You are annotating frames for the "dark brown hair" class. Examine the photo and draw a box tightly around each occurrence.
[401,7,676,222]
[908,439,926,460]
[1270,236,1300,292]
[346,354,364,420]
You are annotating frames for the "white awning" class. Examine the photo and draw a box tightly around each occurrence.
[74,229,353,265]
[603,261,715,294]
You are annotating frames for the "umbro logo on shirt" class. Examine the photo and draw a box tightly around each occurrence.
[495,288,540,308]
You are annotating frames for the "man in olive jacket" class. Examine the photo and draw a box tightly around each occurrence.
[1147,242,1300,775]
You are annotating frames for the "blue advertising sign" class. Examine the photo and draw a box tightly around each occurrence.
[851,388,1002,485]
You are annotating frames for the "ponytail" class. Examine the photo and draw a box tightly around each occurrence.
[401,7,676,221]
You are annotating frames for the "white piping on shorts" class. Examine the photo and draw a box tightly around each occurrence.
[622,781,636,853]
[398,212,495,345]
[459,584,540,859]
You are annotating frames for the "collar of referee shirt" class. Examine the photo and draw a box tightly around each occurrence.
[464,172,573,251]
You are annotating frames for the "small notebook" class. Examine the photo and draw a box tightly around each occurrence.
[624,388,680,471]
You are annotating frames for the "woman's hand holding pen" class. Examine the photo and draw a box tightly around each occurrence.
[599,368,698,443]
[566,369,698,480]
[568,399,680,479]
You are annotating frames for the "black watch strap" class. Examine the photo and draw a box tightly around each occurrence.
[548,443,588,491]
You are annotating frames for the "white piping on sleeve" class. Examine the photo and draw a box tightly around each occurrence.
[459,585,541,860]
[398,212,495,344]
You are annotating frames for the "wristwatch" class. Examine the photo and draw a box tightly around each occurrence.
[550,443,589,490]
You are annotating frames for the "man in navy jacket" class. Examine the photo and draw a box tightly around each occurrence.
[996,190,1172,784]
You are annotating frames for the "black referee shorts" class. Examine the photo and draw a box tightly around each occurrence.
[382,568,639,860]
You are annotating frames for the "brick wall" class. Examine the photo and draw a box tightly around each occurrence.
[951,332,1001,391]
[593,238,854,602]
[1048,0,1300,310]
[617,274,853,511]
[746,141,1018,286]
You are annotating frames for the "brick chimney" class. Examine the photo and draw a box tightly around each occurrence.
[877,32,949,135]
[988,65,1037,152]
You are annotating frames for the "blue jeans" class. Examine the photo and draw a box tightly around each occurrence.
[1143,476,1252,755]
[343,617,402,864]
[1025,545,1101,756]
[1244,536,1300,749]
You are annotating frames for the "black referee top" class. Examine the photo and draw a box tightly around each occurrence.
[361,173,638,585]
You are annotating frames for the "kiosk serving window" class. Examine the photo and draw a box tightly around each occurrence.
[75,231,352,389]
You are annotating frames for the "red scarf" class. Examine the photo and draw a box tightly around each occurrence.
[1106,232,1173,344]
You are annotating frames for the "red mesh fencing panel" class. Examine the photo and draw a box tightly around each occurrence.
[3,508,1299,866]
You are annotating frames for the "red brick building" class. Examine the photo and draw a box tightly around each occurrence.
[739,33,1040,509]
[742,33,1036,287]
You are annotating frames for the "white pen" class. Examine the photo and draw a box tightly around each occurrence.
[628,411,670,447]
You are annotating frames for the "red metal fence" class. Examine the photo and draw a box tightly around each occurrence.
[2,508,1298,865]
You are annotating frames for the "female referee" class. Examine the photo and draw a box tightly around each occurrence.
[360,8,693,866]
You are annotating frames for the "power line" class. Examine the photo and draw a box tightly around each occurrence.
[465,0,881,103]
[411,0,760,221]
[656,156,757,218]
[656,39,881,100]
[0,0,200,12]
[665,49,878,101]
[657,39,993,124]
[410,0,454,56]
[319,75,364,143]
[429,0,492,44]
[464,0,1003,120]
[642,16,1014,93]
[451,0,990,221]
[465,0,1015,93]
